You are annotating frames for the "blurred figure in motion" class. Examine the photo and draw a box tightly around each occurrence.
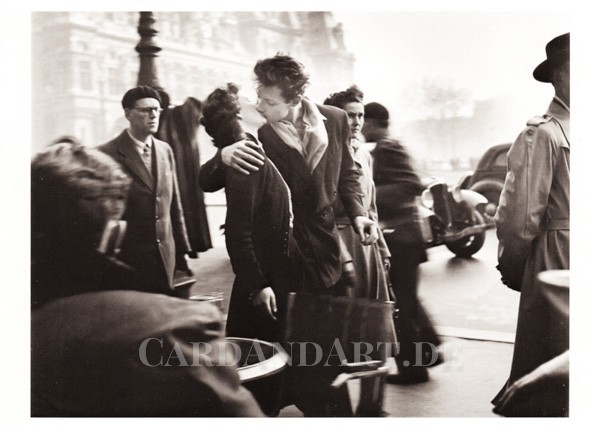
[98,86,192,294]
[324,86,391,299]
[493,32,570,416]
[156,96,213,260]
[31,142,263,417]
[31,140,142,307]
[363,102,442,384]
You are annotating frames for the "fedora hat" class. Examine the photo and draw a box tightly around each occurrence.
[533,32,570,83]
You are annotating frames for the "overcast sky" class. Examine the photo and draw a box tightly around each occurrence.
[333,11,570,124]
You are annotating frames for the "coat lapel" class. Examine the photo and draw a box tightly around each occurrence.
[311,105,332,174]
[262,124,312,182]
[116,131,154,192]
[153,137,167,194]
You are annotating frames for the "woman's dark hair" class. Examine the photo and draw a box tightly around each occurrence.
[201,83,244,149]
[253,53,310,102]
[323,85,364,109]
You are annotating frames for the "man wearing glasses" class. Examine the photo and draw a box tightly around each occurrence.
[99,86,190,293]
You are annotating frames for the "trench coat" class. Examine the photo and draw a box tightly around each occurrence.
[494,97,570,402]
[98,131,191,292]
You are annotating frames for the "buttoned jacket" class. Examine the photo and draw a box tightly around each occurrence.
[98,131,191,290]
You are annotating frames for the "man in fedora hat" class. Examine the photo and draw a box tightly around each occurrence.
[493,32,570,416]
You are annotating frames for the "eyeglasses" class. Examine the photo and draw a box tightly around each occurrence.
[132,107,163,115]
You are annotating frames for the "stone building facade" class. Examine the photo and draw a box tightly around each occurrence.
[31,11,355,152]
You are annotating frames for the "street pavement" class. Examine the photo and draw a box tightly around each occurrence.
[185,229,518,417]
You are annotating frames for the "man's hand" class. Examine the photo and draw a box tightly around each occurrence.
[252,287,277,321]
[352,215,379,245]
[382,257,391,271]
[221,139,264,175]
[496,264,523,292]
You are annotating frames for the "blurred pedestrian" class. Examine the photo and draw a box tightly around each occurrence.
[324,86,391,299]
[31,141,142,307]
[363,102,442,384]
[31,142,263,417]
[98,86,192,294]
[493,32,570,416]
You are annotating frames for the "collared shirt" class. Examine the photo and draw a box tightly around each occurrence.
[270,98,329,172]
[126,129,153,156]
[553,95,570,114]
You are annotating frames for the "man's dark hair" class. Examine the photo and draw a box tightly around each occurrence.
[200,83,244,149]
[253,53,310,102]
[364,102,390,129]
[323,85,364,109]
[121,85,162,109]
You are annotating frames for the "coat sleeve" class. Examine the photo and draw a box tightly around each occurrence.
[337,114,367,220]
[368,175,392,258]
[223,169,270,295]
[373,140,424,202]
[373,140,424,225]
[365,156,391,258]
[168,147,192,254]
[199,150,226,192]
[495,124,556,288]
[31,292,264,417]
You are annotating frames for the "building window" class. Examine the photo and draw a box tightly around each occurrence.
[79,60,92,91]
[108,68,121,95]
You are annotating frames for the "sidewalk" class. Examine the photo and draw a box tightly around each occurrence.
[186,247,514,417]
[278,337,513,417]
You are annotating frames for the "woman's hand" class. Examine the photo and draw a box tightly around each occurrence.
[252,287,278,321]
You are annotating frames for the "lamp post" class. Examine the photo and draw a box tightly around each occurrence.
[135,11,169,107]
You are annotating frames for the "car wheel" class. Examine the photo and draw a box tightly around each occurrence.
[445,211,486,258]
[479,188,501,219]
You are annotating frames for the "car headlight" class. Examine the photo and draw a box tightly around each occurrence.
[421,189,434,209]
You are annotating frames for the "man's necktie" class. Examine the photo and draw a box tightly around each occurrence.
[142,143,152,172]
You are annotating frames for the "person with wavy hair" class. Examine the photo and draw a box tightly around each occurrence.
[324,86,392,300]
[31,141,140,306]
[200,54,378,295]
[31,141,264,417]
[201,83,300,415]
[201,83,299,340]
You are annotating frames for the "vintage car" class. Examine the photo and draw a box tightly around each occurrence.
[417,176,489,258]
[461,143,511,218]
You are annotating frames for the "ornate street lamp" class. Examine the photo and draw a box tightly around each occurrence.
[136,12,163,90]
[135,11,170,108]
